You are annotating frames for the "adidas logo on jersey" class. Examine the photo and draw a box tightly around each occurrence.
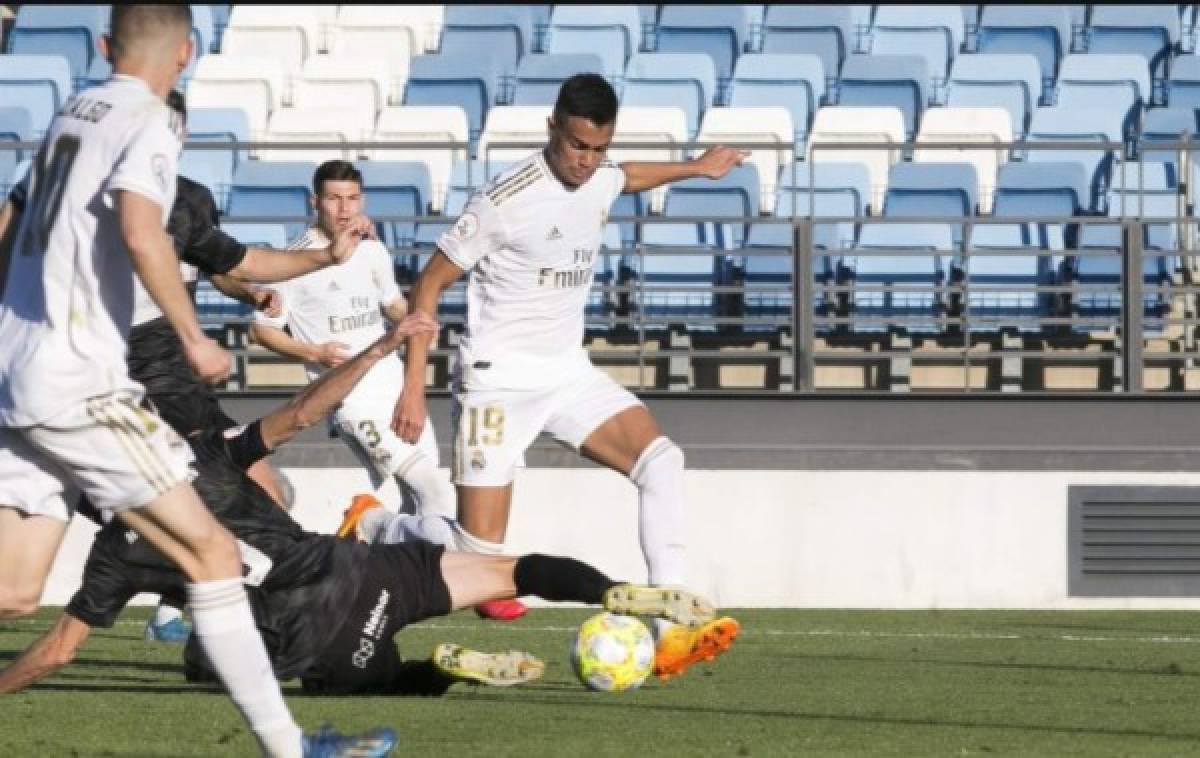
[545,226,563,241]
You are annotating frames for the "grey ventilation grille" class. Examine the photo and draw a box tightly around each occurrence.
[1069,486,1200,597]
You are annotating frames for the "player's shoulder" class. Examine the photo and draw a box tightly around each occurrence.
[483,153,549,208]
[287,227,325,251]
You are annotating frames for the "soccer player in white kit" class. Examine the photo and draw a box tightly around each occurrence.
[387,74,743,678]
[251,161,454,520]
[0,7,393,757]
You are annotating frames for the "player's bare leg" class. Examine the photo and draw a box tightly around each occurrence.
[455,483,527,620]
[0,508,68,618]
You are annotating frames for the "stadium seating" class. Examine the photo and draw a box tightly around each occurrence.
[760,5,871,79]
[882,162,978,248]
[695,106,793,214]
[371,106,469,212]
[191,4,215,58]
[727,54,825,151]
[187,54,286,136]
[1166,55,1200,112]
[0,55,72,136]
[1054,54,1150,129]
[512,53,605,106]
[808,106,906,212]
[846,222,952,333]
[331,5,429,77]
[654,5,750,85]
[227,160,317,238]
[622,53,716,138]
[261,108,357,163]
[869,5,965,85]
[1086,5,1180,83]
[836,54,931,140]
[608,105,690,211]
[975,5,1072,89]
[404,53,504,143]
[356,161,432,248]
[914,107,1012,212]
[293,55,396,136]
[220,222,290,248]
[439,5,535,79]
[1139,107,1199,166]
[0,107,31,193]
[220,6,325,78]
[945,53,1041,138]
[1024,106,1126,210]
[180,106,250,208]
[547,5,641,77]
[476,105,551,167]
[6,5,108,86]
[973,160,1088,253]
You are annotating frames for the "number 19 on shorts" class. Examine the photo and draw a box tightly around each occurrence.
[466,405,505,446]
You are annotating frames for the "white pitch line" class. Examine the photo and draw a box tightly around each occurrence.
[8,621,1200,646]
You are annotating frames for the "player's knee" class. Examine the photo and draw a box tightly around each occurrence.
[630,437,685,491]
[187,523,242,580]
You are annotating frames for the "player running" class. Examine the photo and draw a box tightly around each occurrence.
[0,6,391,756]
[250,161,454,521]
[0,318,725,697]
[388,72,743,676]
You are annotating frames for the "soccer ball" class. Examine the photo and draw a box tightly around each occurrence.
[570,612,656,692]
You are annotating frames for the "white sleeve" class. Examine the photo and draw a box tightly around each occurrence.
[371,242,402,305]
[107,113,180,209]
[601,162,626,205]
[436,191,506,272]
[253,280,291,330]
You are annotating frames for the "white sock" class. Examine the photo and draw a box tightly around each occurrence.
[453,525,506,555]
[630,437,688,638]
[151,600,184,626]
[189,579,302,758]
[395,452,455,515]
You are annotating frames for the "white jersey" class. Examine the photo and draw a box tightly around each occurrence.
[437,152,625,390]
[0,75,182,426]
[132,263,197,327]
[254,227,406,396]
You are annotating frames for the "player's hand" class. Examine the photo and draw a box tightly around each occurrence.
[693,146,749,180]
[392,387,427,443]
[251,287,282,317]
[380,312,438,352]
[184,336,233,385]
[328,215,377,264]
[315,341,352,368]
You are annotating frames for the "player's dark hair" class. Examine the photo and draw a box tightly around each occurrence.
[166,89,186,121]
[109,5,193,61]
[313,160,362,196]
[553,73,618,127]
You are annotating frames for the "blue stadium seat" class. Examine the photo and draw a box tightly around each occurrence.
[180,106,251,212]
[609,190,647,248]
[1087,161,1181,253]
[836,55,930,140]
[1025,106,1125,211]
[0,55,73,136]
[548,5,641,76]
[1055,54,1149,130]
[1140,107,1199,166]
[760,5,870,79]
[210,4,231,51]
[1167,55,1200,112]
[846,222,952,333]
[194,279,252,325]
[1086,5,1179,83]
[946,53,1041,138]
[220,222,289,248]
[356,161,432,249]
[645,164,760,249]
[440,5,535,79]
[869,5,964,84]
[1072,227,1172,331]
[882,162,978,247]
[973,161,1087,254]
[404,54,504,143]
[512,53,604,106]
[6,5,108,86]
[976,6,1072,90]
[654,5,750,86]
[227,161,317,239]
[728,53,825,149]
[622,53,717,138]
[0,107,32,195]
[191,4,215,59]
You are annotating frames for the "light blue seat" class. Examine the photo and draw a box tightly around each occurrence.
[356,161,432,249]
[728,53,825,148]
[404,54,504,143]
[1089,162,1181,253]
[1055,54,1149,128]
[194,279,252,324]
[622,53,716,138]
[976,5,1071,90]
[190,4,215,60]
[1087,5,1179,83]
[869,5,964,84]
[973,161,1087,256]
[1140,107,1199,166]
[227,161,317,239]
[7,5,108,85]
[847,222,952,333]
[836,54,930,140]
[882,162,977,246]
[1167,55,1200,112]
[181,106,251,212]
[512,53,605,106]
[760,5,870,79]
[84,53,111,88]
[1025,106,1125,211]
[220,222,288,248]
[654,5,750,85]
[440,5,534,78]
[0,55,73,136]
[210,4,230,51]
[946,53,1041,138]
[548,6,640,77]
[0,107,32,194]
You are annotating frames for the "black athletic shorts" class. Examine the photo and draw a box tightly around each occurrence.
[303,540,452,694]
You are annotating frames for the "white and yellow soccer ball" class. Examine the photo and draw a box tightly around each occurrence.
[570,612,656,692]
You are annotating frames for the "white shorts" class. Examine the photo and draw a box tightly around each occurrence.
[451,363,642,486]
[0,392,194,522]
[333,401,440,490]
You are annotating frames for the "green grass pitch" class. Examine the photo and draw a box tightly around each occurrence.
[4,607,1200,756]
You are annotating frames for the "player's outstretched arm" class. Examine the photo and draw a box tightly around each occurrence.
[392,250,464,443]
[210,275,281,317]
[0,613,92,694]
[228,214,377,282]
[118,190,231,384]
[620,146,749,193]
[258,313,437,450]
[249,322,351,368]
